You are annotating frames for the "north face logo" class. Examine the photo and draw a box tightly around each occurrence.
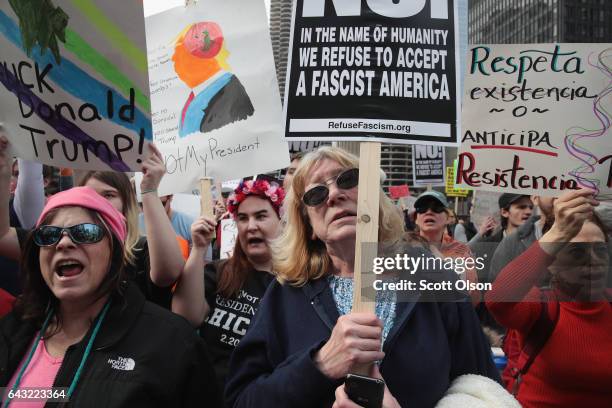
[108,356,135,371]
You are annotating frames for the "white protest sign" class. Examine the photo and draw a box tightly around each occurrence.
[400,195,418,213]
[222,179,241,192]
[145,0,290,195]
[220,218,238,259]
[469,190,501,229]
[458,44,612,200]
[170,193,201,221]
[412,144,445,185]
[283,0,461,146]
[143,0,184,17]
[0,1,151,170]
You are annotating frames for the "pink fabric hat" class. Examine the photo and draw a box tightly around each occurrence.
[36,186,127,243]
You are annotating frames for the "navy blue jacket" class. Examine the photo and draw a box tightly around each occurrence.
[225,277,500,408]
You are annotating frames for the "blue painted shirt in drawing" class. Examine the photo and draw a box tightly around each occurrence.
[179,71,254,137]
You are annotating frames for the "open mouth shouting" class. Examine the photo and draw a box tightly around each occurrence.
[54,259,85,279]
[246,237,267,247]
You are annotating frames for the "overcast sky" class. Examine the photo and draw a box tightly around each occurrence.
[144,0,271,18]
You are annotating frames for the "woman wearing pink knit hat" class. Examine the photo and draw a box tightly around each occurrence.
[0,185,220,407]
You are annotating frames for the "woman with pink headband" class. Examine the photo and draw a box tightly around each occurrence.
[172,178,285,394]
[0,185,219,407]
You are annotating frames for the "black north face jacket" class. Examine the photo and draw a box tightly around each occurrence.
[0,283,221,407]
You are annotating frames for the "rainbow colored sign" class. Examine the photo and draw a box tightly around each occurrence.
[0,0,151,171]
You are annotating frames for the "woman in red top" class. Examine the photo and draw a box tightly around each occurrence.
[486,189,612,408]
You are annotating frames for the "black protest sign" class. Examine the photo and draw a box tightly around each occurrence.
[412,144,445,185]
[283,0,460,146]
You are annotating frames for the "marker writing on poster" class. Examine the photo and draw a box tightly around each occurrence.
[0,60,147,170]
[468,45,595,118]
[163,136,262,176]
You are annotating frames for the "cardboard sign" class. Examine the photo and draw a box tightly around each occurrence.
[389,184,410,199]
[222,179,241,192]
[0,0,151,170]
[145,0,290,194]
[458,44,612,200]
[469,190,501,229]
[220,218,238,259]
[283,0,461,145]
[412,144,445,185]
[446,165,468,197]
[400,195,418,212]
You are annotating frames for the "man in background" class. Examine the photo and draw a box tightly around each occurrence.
[282,152,303,192]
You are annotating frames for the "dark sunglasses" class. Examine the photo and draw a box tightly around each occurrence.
[414,203,447,214]
[33,223,105,247]
[302,168,359,207]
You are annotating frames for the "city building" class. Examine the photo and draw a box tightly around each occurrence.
[470,0,612,43]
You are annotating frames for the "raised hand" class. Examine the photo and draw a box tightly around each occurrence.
[140,143,166,193]
[540,189,599,254]
[191,215,217,249]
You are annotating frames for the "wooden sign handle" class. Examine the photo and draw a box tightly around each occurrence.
[200,178,214,218]
[350,142,381,376]
[200,178,216,240]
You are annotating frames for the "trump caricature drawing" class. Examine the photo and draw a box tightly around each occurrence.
[173,22,254,137]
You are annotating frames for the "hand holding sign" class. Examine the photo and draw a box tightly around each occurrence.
[541,189,599,250]
[214,200,227,222]
[314,313,385,380]
[191,215,217,249]
[140,143,165,193]
[478,215,497,237]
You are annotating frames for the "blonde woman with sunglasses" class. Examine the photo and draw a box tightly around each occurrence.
[225,147,508,408]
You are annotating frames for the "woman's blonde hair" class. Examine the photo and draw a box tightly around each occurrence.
[78,171,140,265]
[273,146,404,286]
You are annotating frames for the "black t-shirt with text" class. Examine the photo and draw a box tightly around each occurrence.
[201,261,273,391]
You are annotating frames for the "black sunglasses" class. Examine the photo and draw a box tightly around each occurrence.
[302,168,359,207]
[33,223,105,247]
[414,203,447,214]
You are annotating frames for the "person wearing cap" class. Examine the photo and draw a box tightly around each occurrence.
[497,194,533,237]
[172,179,285,395]
[488,193,555,284]
[413,191,481,304]
[0,186,220,407]
[470,194,533,275]
[469,194,533,345]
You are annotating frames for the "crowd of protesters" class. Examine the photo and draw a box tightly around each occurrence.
[0,128,610,407]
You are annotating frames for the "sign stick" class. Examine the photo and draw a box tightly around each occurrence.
[200,178,214,217]
[351,141,381,376]
[200,177,215,239]
[215,181,223,201]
